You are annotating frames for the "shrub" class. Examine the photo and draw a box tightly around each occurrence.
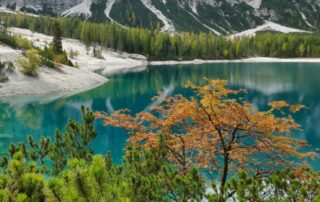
[93,45,104,59]
[0,105,318,201]
[41,58,56,68]
[40,47,73,68]
[5,61,15,72]
[0,32,32,50]
[69,49,79,59]
[0,32,19,48]
[0,61,15,82]
[0,74,8,82]
[39,47,56,68]
[0,61,5,73]
[16,37,33,50]
[74,62,80,69]
[18,49,41,77]
[53,54,68,65]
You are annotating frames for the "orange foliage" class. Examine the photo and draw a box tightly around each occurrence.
[97,80,317,183]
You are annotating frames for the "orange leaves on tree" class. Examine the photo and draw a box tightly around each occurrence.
[96,79,317,187]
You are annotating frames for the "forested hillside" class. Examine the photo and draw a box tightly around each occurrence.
[1,13,320,61]
[0,0,319,33]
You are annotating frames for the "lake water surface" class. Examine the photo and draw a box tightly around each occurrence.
[0,63,320,169]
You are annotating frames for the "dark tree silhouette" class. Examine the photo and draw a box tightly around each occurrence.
[52,21,63,54]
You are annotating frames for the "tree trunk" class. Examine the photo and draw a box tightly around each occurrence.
[219,152,229,201]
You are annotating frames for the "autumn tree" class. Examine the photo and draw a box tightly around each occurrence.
[98,80,317,200]
[0,107,204,202]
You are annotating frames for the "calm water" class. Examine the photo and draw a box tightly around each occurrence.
[0,63,320,169]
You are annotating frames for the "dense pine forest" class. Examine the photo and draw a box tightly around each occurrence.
[1,13,320,60]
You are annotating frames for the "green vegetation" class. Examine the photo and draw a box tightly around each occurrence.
[0,11,319,201]
[39,20,72,67]
[0,61,14,82]
[111,0,163,29]
[0,106,205,202]
[0,31,33,50]
[0,82,319,201]
[69,49,79,59]
[2,13,320,61]
[40,46,72,68]
[93,45,103,59]
[99,79,318,200]
[149,0,210,32]
[89,0,108,23]
[52,21,63,54]
[2,0,320,33]
[260,0,320,30]
[208,167,320,201]
[193,1,263,33]
[0,20,72,75]
[17,49,41,76]
[0,145,319,202]
[0,71,9,82]
[2,106,97,175]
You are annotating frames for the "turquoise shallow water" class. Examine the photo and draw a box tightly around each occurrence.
[0,63,319,169]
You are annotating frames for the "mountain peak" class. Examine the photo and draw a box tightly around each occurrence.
[0,0,319,34]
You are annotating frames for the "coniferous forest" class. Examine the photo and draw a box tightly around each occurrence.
[1,13,320,60]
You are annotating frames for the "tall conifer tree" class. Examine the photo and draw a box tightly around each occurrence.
[52,21,63,54]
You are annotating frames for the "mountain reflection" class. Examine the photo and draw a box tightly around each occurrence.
[0,63,319,168]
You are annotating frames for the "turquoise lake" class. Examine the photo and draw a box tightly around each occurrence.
[0,63,320,169]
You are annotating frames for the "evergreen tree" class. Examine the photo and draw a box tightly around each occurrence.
[2,106,97,175]
[2,13,320,61]
[0,101,318,201]
[52,21,63,54]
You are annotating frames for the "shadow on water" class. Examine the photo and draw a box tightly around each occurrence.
[0,62,319,167]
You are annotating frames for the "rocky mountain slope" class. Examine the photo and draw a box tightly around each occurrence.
[0,0,319,34]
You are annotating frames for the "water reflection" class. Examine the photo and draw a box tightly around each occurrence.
[0,62,319,168]
[16,104,43,129]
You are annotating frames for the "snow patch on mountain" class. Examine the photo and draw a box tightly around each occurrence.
[299,11,315,28]
[189,1,198,14]
[242,0,262,9]
[104,0,127,28]
[61,0,92,17]
[186,10,221,35]
[14,1,33,11]
[188,0,262,9]
[1,0,319,33]
[231,21,310,38]
[104,0,115,22]
[140,0,175,32]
